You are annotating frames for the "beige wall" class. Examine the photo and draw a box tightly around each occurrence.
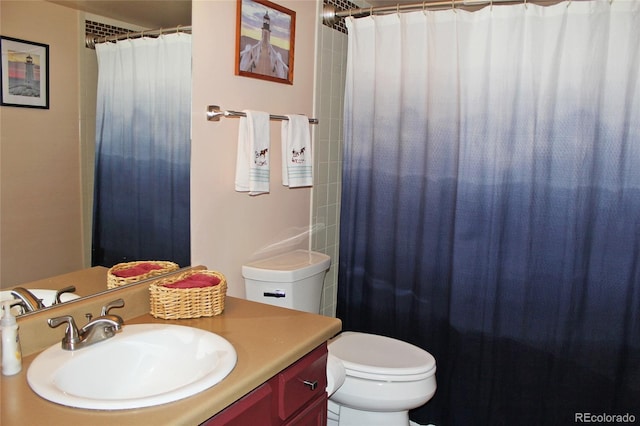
[0,1,84,288]
[190,0,317,297]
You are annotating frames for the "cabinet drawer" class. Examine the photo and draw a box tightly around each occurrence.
[277,344,328,421]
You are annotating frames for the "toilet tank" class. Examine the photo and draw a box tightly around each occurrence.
[242,250,331,314]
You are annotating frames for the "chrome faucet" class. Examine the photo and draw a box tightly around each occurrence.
[100,298,125,316]
[10,285,77,313]
[48,298,125,351]
[10,287,45,312]
[53,285,77,305]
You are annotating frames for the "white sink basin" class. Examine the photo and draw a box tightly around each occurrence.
[1,289,80,315]
[27,323,237,410]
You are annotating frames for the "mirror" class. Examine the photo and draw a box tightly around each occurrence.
[1,1,191,316]
[2,265,194,318]
[1,266,160,317]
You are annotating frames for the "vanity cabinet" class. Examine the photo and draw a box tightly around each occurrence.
[203,344,328,426]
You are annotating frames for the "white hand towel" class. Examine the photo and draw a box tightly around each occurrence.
[281,114,313,188]
[235,110,270,195]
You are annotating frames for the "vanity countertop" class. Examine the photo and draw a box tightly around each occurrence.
[1,296,342,425]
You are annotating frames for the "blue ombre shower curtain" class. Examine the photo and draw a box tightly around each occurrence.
[92,33,191,267]
[338,2,640,425]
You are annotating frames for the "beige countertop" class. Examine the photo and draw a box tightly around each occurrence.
[1,296,342,426]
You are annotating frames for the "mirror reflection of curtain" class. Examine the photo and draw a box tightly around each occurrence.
[92,33,191,267]
[338,2,640,425]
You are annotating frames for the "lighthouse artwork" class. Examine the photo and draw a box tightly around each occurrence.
[1,36,49,109]
[236,0,295,85]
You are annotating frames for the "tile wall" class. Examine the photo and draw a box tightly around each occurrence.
[312,6,349,317]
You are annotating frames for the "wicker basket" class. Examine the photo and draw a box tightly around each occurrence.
[149,270,227,319]
[107,261,180,289]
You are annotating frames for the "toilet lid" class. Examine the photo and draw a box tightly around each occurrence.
[328,332,436,380]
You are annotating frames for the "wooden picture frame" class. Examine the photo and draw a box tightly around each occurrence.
[1,36,49,109]
[236,0,295,85]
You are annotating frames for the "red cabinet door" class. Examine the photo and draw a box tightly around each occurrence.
[283,395,327,426]
[277,344,328,421]
[202,383,274,426]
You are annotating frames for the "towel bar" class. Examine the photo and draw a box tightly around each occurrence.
[206,105,318,124]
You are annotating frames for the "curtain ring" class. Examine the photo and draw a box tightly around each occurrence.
[177,24,182,34]
[423,1,427,15]
[452,0,457,13]
[490,0,493,11]
[370,5,374,18]
[397,3,400,18]
[524,0,528,9]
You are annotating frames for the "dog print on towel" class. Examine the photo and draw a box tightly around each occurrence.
[291,147,306,164]
[255,148,269,166]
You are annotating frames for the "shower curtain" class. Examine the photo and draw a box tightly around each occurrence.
[92,33,191,267]
[338,2,640,425]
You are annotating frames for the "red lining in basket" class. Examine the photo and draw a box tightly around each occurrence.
[112,262,165,278]
[162,273,222,289]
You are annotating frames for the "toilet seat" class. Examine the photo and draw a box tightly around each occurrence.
[326,354,346,396]
[328,332,436,382]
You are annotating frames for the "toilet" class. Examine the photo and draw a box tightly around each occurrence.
[326,332,436,426]
[242,250,437,426]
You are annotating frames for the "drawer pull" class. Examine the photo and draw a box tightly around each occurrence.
[303,380,318,391]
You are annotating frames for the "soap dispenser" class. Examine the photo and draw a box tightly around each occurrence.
[1,300,22,375]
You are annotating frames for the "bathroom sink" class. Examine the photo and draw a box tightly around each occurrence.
[0,289,80,314]
[27,323,237,410]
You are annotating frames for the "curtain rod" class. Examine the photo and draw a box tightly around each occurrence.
[322,0,561,25]
[85,25,192,49]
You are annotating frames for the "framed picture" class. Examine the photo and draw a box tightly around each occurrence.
[1,36,49,109]
[236,0,295,85]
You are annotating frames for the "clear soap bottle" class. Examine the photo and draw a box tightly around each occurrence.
[1,300,22,376]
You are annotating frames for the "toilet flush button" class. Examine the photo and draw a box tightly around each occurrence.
[263,290,286,298]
